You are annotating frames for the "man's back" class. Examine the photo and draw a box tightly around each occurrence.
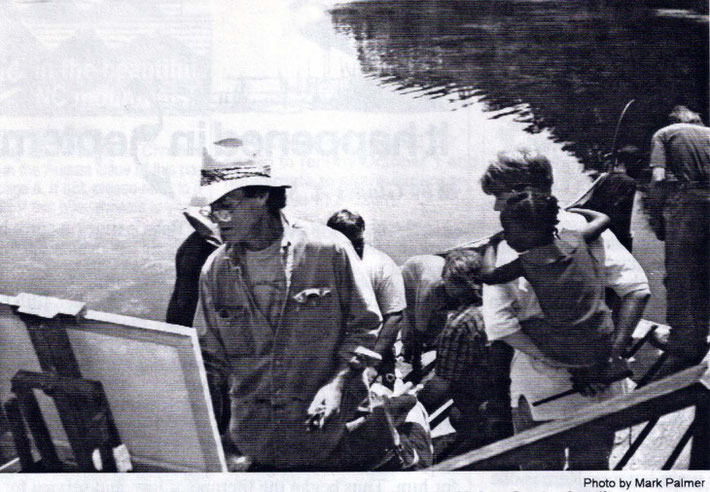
[166,231,219,327]
[651,123,710,183]
[361,244,406,316]
[400,255,449,345]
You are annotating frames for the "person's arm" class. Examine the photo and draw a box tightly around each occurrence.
[308,241,381,424]
[649,131,667,180]
[648,132,669,240]
[566,207,611,243]
[647,182,669,241]
[591,224,652,354]
[332,241,382,368]
[496,331,570,368]
[610,289,651,359]
[193,270,230,429]
[372,256,407,357]
[478,256,525,285]
[374,311,404,357]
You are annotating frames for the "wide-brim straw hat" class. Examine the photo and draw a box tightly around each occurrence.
[189,138,290,207]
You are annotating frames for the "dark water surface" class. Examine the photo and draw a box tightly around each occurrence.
[330,0,709,171]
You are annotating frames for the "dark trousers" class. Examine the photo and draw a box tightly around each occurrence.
[664,188,710,363]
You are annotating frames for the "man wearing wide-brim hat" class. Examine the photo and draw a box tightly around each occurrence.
[192,138,383,470]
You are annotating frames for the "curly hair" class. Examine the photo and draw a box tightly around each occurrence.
[443,249,484,281]
[326,209,365,242]
[668,105,703,125]
[500,191,559,237]
[480,148,554,196]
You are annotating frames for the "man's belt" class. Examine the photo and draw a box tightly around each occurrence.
[680,181,710,190]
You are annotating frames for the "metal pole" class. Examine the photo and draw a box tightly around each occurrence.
[608,99,636,172]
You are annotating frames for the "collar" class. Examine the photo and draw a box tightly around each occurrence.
[518,234,578,265]
[182,207,222,247]
[279,212,293,251]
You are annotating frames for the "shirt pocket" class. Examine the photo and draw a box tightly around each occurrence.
[291,287,337,342]
[292,287,333,308]
[214,304,256,356]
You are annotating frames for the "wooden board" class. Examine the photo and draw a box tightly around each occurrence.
[0,293,226,472]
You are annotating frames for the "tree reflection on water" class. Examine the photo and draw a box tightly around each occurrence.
[330,0,708,171]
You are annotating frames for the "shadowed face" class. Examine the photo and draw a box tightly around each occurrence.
[502,220,549,253]
[493,191,516,211]
[348,232,365,258]
[442,272,480,305]
[493,185,551,211]
[209,189,268,244]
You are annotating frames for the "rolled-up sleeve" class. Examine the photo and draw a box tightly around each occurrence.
[482,281,523,341]
[649,131,667,169]
[333,242,382,365]
[596,229,651,297]
[375,259,407,315]
[481,242,527,341]
[193,268,229,380]
[559,211,650,296]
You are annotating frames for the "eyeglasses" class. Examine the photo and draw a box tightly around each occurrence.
[199,196,246,223]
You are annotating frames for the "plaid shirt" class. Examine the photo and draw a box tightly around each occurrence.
[436,305,489,388]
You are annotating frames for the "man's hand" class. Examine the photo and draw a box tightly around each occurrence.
[648,182,668,241]
[652,166,666,182]
[306,373,346,429]
[570,357,631,397]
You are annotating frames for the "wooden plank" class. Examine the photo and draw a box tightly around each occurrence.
[15,293,86,319]
[3,399,35,471]
[431,363,709,470]
[13,387,63,471]
[20,314,82,378]
[689,395,710,470]
[0,458,20,473]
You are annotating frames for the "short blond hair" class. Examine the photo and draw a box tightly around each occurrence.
[480,148,553,196]
[668,105,703,125]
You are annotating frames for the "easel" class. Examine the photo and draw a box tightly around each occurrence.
[2,294,126,472]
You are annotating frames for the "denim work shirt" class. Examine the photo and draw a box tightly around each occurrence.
[194,215,382,469]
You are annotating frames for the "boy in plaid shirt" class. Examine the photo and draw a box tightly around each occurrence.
[436,250,513,447]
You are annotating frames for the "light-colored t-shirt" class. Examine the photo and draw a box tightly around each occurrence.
[482,211,650,421]
[244,238,287,327]
[361,244,407,316]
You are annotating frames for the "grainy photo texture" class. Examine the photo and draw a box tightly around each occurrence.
[0,0,708,489]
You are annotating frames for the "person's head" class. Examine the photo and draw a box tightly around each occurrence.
[668,105,703,125]
[616,145,643,179]
[327,210,365,257]
[442,249,483,305]
[500,191,559,252]
[209,186,287,244]
[480,149,554,211]
[189,138,291,244]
